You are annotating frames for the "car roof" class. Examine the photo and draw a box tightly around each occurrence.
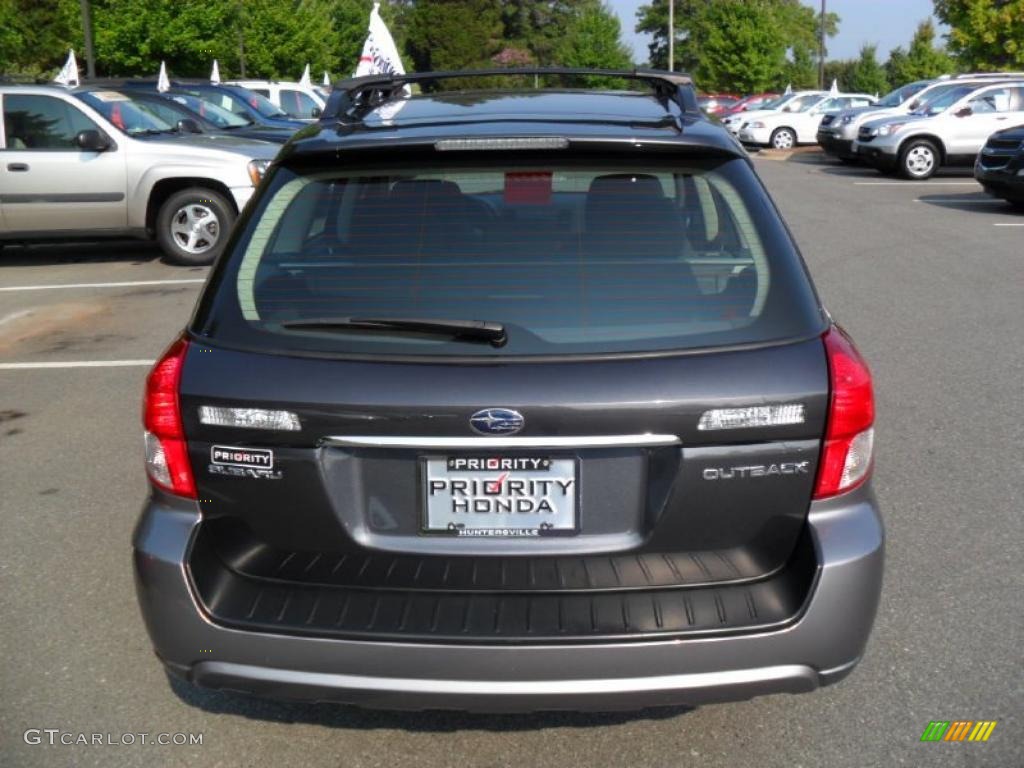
[286,69,744,160]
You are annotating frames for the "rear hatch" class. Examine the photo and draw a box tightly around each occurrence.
[177,146,832,641]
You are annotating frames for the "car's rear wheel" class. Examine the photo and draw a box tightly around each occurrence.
[156,188,236,266]
[899,140,939,180]
[770,128,796,150]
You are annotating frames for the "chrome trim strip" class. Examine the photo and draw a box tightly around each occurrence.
[322,434,680,449]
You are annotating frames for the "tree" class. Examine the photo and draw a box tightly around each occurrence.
[556,2,633,85]
[690,1,788,93]
[635,0,838,91]
[934,0,1024,69]
[0,0,78,76]
[884,46,910,86]
[823,58,857,91]
[404,0,504,85]
[884,20,954,86]
[847,44,888,94]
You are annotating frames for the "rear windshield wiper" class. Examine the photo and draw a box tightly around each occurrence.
[280,316,508,346]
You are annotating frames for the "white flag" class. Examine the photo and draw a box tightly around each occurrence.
[299,63,312,88]
[322,71,331,87]
[157,61,170,92]
[210,59,221,84]
[783,83,792,95]
[355,2,408,92]
[829,78,839,96]
[54,50,80,87]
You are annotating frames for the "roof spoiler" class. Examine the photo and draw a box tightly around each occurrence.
[322,67,700,123]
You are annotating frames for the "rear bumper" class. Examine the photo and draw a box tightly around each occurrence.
[133,485,884,712]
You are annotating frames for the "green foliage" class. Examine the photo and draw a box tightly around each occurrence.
[0,0,78,76]
[635,0,838,92]
[556,2,633,87]
[405,1,633,91]
[404,0,504,86]
[1,0,634,84]
[691,1,788,94]
[884,19,953,85]
[933,0,1024,69]
[822,58,856,91]
[847,44,888,94]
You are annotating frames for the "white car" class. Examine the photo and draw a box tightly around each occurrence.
[721,91,823,136]
[855,81,1024,179]
[227,80,326,120]
[739,92,877,149]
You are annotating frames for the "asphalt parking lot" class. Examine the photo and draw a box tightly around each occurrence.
[1,153,1021,767]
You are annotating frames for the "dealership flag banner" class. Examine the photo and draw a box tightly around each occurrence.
[355,2,409,94]
[829,79,839,96]
[323,71,331,87]
[210,59,221,84]
[299,63,312,88]
[54,50,79,87]
[784,83,792,95]
[157,61,170,92]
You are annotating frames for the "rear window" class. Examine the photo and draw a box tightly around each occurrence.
[195,156,823,358]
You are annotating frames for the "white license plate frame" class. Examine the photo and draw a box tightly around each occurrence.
[421,455,579,537]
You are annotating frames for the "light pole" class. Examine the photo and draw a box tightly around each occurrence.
[818,0,826,89]
[79,0,96,79]
[668,0,674,72]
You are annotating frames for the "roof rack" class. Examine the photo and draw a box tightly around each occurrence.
[323,67,699,123]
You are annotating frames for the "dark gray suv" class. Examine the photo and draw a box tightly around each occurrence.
[133,68,883,712]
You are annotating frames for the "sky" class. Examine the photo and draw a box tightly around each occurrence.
[608,0,945,64]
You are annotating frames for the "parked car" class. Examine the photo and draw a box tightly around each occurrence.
[816,75,1024,162]
[226,79,326,120]
[817,79,936,161]
[133,67,883,712]
[856,81,1024,179]
[0,84,278,264]
[72,84,295,144]
[739,92,876,149]
[118,80,307,132]
[697,93,740,116]
[975,123,1024,207]
[721,91,825,137]
[720,92,780,117]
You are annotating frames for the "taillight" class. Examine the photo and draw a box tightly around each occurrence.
[814,325,875,499]
[143,337,196,498]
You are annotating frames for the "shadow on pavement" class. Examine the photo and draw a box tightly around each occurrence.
[168,675,693,732]
[0,240,164,267]
[915,193,1023,216]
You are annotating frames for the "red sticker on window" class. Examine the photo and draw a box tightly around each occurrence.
[504,172,553,205]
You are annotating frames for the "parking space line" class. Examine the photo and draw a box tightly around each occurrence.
[913,198,1003,204]
[0,360,154,370]
[854,181,979,186]
[0,278,205,292]
[993,222,1024,227]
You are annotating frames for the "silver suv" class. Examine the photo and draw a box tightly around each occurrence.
[0,85,279,264]
[819,75,1024,163]
[855,81,1024,179]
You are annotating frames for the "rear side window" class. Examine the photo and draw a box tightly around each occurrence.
[195,157,823,358]
[279,89,319,118]
[3,94,98,150]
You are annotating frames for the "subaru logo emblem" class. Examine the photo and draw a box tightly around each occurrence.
[470,408,524,436]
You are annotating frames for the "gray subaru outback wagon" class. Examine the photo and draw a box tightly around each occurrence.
[133,68,883,712]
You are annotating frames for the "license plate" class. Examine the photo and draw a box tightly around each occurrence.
[423,455,578,537]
